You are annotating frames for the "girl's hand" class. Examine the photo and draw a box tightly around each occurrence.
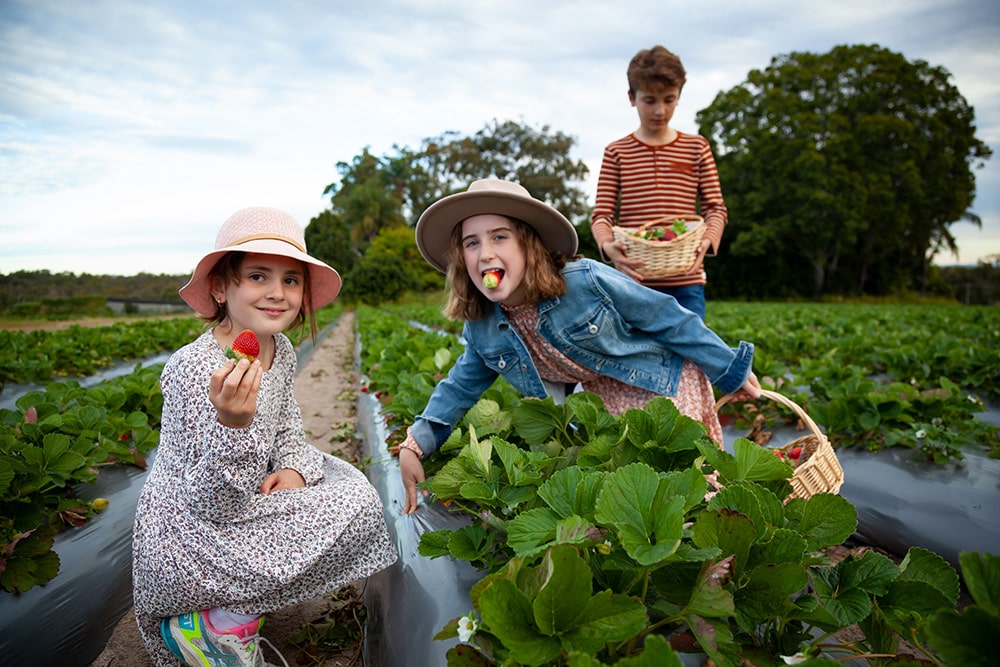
[209,359,263,429]
[739,372,762,400]
[601,241,645,282]
[399,448,426,514]
[260,468,306,494]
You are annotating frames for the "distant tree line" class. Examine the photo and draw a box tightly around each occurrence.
[0,270,188,312]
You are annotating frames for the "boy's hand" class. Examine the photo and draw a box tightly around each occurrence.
[602,241,645,282]
[682,239,712,276]
[209,358,262,429]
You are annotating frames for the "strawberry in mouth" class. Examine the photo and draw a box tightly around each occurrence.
[482,270,503,290]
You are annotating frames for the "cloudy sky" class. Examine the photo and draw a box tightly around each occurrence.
[2,0,998,277]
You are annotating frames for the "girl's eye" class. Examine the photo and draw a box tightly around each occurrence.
[284,276,300,286]
[248,273,266,282]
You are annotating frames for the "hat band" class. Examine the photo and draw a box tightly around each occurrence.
[228,233,306,253]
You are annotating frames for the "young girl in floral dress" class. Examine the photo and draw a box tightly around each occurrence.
[396,179,760,514]
[132,207,396,667]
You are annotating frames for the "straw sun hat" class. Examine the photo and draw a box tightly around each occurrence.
[415,179,579,273]
[179,207,342,316]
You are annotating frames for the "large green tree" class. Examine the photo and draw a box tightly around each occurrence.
[697,44,992,298]
[311,120,592,301]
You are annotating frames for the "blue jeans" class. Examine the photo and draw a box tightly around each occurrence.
[654,284,706,320]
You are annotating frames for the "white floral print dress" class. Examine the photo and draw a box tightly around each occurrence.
[132,330,397,666]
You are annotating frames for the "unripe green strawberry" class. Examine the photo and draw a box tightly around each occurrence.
[483,271,501,289]
[225,329,260,362]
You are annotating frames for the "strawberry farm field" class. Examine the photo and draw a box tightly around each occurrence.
[355,299,999,667]
[1,299,998,666]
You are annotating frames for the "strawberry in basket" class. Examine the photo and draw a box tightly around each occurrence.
[636,217,690,242]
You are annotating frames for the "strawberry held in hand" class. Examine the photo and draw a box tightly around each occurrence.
[225,329,260,363]
[483,270,502,290]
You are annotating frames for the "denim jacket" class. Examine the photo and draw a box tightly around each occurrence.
[410,258,753,455]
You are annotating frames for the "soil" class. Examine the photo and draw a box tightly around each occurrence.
[90,310,370,667]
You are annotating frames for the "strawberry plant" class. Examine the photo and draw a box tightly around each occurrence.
[0,364,162,593]
[412,394,964,665]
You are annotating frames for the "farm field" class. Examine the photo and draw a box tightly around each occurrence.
[353,300,998,665]
[1,298,997,665]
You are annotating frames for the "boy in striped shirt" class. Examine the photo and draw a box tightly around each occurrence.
[591,45,727,319]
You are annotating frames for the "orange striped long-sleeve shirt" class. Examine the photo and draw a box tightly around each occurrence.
[591,132,727,288]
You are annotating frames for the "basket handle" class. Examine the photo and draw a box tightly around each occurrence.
[715,389,824,441]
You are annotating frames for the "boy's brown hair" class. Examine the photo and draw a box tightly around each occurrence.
[443,217,570,321]
[627,45,687,95]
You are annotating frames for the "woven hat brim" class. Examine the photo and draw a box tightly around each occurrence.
[179,238,342,316]
[415,190,578,273]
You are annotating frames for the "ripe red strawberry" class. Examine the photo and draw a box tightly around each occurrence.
[788,446,803,460]
[483,271,502,289]
[225,329,260,362]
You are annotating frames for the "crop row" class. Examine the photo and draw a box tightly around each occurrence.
[0,305,346,391]
[0,305,344,594]
[360,301,998,465]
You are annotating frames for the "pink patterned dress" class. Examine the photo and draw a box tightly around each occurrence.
[132,330,397,665]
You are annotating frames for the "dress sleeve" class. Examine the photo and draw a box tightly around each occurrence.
[161,350,274,520]
[269,338,324,485]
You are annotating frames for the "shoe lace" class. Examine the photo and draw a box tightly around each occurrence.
[257,636,290,667]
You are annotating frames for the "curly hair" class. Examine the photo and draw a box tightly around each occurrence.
[627,45,686,95]
[442,217,573,321]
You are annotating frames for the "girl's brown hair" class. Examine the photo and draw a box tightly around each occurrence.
[443,217,573,321]
[202,251,318,340]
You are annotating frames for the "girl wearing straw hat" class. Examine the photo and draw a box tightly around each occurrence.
[132,207,396,667]
[397,179,761,514]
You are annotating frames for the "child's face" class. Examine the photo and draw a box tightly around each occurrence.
[630,84,681,135]
[212,252,305,335]
[461,214,528,306]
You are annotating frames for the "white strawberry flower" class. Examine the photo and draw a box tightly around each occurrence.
[781,652,809,665]
[457,613,478,642]
[915,429,927,439]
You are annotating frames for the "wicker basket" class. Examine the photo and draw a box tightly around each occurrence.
[612,213,705,278]
[715,389,844,500]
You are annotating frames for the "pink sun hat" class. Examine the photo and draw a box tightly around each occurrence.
[179,207,342,316]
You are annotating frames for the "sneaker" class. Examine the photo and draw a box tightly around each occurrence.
[160,610,289,667]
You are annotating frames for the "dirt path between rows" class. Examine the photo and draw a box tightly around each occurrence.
[91,310,369,667]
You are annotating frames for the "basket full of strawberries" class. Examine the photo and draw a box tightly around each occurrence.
[611,213,705,279]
